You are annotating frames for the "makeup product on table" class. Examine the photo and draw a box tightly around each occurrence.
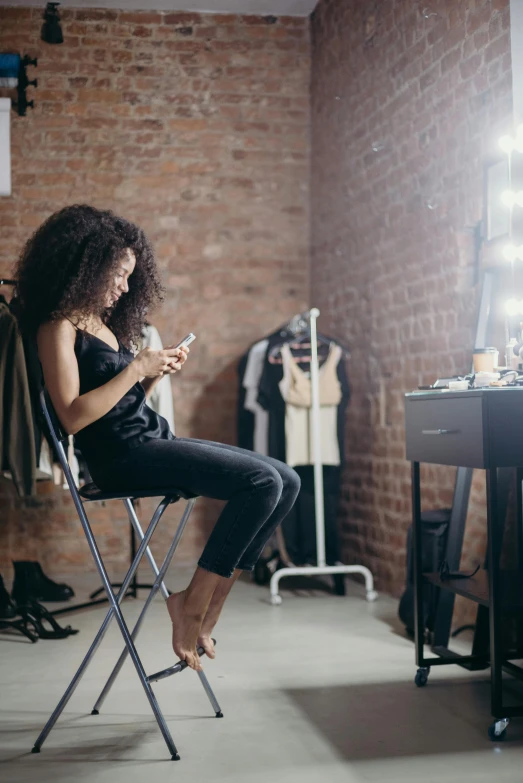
[473,347,499,373]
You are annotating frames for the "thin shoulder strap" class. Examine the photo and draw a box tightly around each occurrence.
[63,315,81,332]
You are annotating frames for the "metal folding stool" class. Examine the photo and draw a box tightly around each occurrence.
[32,390,223,760]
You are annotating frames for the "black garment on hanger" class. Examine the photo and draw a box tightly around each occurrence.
[237,330,281,452]
[9,297,49,459]
[237,350,254,452]
[238,327,351,568]
[0,296,37,496]
[282,465,342,565]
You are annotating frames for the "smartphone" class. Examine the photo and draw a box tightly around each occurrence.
[174,333,196,350]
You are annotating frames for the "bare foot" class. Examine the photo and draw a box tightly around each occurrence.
[166,591,204,671]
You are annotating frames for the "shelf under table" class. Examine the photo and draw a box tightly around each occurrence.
[424,570,523,612]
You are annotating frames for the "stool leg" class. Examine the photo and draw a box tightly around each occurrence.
[32,499,180,759]
[92,498,196,712]
[106,591,181,759]
[124,499,223,717]
[197,671,223,717]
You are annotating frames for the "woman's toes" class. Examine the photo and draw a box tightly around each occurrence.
[190,651,203,671]
[201,638,215,659]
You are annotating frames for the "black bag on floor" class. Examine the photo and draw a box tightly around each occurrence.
[398,509,451,637]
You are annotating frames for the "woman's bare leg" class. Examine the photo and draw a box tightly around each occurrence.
[166,567,224,671]
[197,569,242,658]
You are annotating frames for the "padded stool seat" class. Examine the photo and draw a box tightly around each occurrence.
[79,481,198,503]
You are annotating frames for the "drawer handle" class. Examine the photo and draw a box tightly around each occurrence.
[422,429,460,436]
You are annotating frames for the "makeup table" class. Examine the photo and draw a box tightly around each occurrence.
[405,387,523,740]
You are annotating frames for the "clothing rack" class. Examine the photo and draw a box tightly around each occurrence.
[269,307,378,604]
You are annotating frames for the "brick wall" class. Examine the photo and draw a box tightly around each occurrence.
[310,0,512,598]
[0,8,310,583]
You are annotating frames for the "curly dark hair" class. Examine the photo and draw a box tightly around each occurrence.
[14,204,164,347]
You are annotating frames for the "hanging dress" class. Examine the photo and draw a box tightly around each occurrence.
[278,342,342,468]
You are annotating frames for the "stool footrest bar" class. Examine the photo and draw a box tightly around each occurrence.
[147,639,216,683]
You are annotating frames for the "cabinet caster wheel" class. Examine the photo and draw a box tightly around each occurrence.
[366,590,378,602]
[270,594,282,606]
[414,667,429,687]
[488,718,509,741]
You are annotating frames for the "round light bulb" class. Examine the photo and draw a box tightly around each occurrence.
[499,135,514,154]
[515,137,523,155]
[503,244,518,262]
[502,190,516,207]
[506,298,520,316]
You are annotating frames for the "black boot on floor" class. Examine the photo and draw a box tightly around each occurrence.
[0,574,16,619]
[11,561,75,604]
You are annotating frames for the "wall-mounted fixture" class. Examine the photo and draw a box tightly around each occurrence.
[41,2,63,45]
[15,55,38,116]
[0,54,38,116]
[421,6,439,19]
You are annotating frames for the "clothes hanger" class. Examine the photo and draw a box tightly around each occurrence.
[0,279,17,304]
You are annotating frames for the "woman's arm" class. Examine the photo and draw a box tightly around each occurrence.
[141,375,163,400]
[141,343,189,399]
[37,320,182,435]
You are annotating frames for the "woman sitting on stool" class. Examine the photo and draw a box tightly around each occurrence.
[15,204,300,672]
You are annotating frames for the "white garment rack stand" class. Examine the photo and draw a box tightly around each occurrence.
[269,308,378,605]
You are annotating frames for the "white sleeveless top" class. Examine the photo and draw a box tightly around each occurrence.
[278,343,342,467]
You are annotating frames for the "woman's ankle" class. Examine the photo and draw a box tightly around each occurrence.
[180,589,208,623]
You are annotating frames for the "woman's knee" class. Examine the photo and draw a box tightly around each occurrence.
[278,464,301,499]
[251,463,284,498]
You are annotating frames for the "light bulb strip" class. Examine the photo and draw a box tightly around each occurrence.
[505,298,523,317]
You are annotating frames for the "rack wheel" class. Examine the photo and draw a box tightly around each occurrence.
[366,590,378,602]
[488,718,509,741]
[414,667,429,687]
[270,594,282,606]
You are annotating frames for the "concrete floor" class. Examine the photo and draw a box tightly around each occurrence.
[1,570,523,783]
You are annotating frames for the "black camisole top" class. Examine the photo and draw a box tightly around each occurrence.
[73,329,173,465]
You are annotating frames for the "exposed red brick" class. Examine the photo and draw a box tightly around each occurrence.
[164,13,203,26]
[119,12,164,25]
[311,0,511,603]
[0,5,310,581]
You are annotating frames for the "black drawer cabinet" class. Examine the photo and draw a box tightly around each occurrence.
[405,394,484,468]
[404,387,523,741]
[405,388,523,469]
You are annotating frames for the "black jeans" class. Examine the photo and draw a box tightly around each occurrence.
[89,438,301,578]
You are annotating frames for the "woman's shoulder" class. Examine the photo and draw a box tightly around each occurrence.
[37,317,77,347]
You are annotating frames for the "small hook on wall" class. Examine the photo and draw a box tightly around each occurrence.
[422,7,439,19]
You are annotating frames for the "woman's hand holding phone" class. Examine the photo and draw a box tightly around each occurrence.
[135,333,195,378]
